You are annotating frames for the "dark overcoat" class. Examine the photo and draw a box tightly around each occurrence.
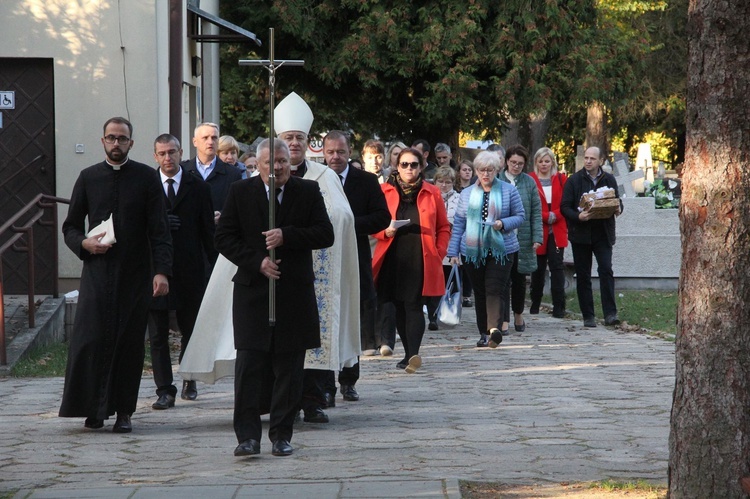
[215,175,334,352]
[180,157,242,213]
[151,170,218,311]
[341,167,390,300]
[560,168,623,246]
[60,159,172,419]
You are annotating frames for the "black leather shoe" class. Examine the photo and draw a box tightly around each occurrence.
[152,394,176,410]
[428,320,438,331]
[552,310,566,319]
[462,298,473,307]
[323,392,336,408]
[476,334,488,347]
[396,359,408,369]
[303,407,329,423]
[529,304,540,315]
[605,314,621,326]
[488,328,504,349]
[112,413,132,433]
[84,417,103,429]
[340,384,359,401]
[181,380,197,401]
[272,439,293,456]
[234,439,260,457]
[583,317,597,327]
[514,321,526,332]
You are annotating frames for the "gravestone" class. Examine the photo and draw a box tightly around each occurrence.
[613,160,644,198]
[609,197,680,286]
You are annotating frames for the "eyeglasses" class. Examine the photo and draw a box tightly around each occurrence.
[476,168,495,175]
[435,179,453,184]
[104,135,131,145]
[399,161,420,169]
[507,160,525,167]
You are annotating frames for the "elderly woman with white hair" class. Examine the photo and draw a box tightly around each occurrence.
[447,151,525,349]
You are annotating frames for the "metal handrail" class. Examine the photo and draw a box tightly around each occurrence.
[0,194,69,366]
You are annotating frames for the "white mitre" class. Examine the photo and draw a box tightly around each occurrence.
[274,91,314,135]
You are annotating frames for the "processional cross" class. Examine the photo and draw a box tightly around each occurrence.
[239,28,304,326]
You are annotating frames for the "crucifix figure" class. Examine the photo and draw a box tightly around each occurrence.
[239,28,304,326]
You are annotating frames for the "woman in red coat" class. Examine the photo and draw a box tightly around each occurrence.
[372,148,451,374]
[529,147,568,318]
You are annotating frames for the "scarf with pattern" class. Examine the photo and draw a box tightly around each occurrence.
[465,178,507,266]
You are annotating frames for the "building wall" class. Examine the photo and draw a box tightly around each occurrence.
[0,0,205,282]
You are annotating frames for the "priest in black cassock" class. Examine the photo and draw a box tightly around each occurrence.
[59,117,173,433]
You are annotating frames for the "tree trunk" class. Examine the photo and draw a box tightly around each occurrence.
[530,111,549,158]
[669,0,750,497]
[585,101,608,158]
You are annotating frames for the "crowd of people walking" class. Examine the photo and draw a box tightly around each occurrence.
[59,101,623,458]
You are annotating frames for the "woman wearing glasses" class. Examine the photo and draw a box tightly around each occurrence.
[447,151,525,348]
[500,145,543,335]
[372,148,451,373]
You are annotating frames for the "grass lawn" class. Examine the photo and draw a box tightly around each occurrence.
[557,289,678,339]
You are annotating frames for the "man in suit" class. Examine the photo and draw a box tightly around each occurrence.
[324,130,390,401]
[180,122,242,222]
[148,134,218,408]
[216,138,334,457]
[274,92,360,423]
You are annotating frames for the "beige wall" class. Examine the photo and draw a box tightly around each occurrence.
[0,0,206,280]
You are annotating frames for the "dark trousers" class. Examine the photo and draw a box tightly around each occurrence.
[503,253,528,323]
[460,255,473,299]
[302,368,329,411]
[360,295,378,351]
[530,238,566,315]
[338,294,376,388]
[466,253,514,335]
[147,307,199,397]
[571,239,617,319]
[377,301,397,349]
[339,361,359,386]
[390,298,426,361]
[234,347,305,444]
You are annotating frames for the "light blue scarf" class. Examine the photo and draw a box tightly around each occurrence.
[465,178,507,266]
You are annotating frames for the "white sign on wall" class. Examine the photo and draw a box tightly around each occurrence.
[0,91,15,109]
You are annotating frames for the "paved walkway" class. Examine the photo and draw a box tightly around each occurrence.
[0,306,674,498]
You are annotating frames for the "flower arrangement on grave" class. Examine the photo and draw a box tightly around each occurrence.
[643,179,680,209]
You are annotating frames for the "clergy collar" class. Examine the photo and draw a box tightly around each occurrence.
[290,160,307,177]
[105,157,129,170]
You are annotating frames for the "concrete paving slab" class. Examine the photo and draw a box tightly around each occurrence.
[0,306,674,497]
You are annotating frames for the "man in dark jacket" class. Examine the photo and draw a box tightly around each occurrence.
[324,131,390,402]
[60,117,172,434]
[216,138,334,458]
[560,146,623,328]
[148,134,218,408]
[180,122,242,221]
